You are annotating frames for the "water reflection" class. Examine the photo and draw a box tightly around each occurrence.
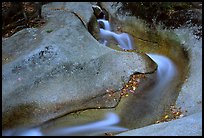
[3,10,180,136]
[2,112,128,136]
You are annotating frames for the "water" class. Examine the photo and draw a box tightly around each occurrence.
[96,18,178,129]
[46,112,127,136]
[2,112,128,136]
[97,18,177,86]
[39,18,178,136]
[3,15,179,136]
[98,19,134,50]
[98,19,111,31]
[146,53,177,92]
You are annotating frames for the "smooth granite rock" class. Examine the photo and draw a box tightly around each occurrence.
[2,2,157,130]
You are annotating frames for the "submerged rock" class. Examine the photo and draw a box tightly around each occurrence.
[2,2,156,130]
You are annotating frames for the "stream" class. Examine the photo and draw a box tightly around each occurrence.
[2,4,193,136]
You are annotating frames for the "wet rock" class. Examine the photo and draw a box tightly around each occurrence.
[92,5,104,19]
[91,4,109,20]
[2,2,157,130]
[100,2,202,136]
[96,2,202,136]
[88,15,100,41]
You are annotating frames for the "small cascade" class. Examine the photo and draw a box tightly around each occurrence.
[3,5,180,136]
[97,18,134,50]
[147,54,177,92]
[97,19,111,31]
[97,14,177,96]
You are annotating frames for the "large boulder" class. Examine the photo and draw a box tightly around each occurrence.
[2,2,156,130]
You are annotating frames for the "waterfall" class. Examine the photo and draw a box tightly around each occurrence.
[98,19,111,31]
[3,10,178,136]
[97,19,134,50]
[97,18,177,94]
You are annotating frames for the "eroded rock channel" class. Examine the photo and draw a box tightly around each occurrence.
[2,2,195,136]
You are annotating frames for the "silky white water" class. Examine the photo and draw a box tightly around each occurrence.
[2,112,128,136]
[98,19,134,50]
[3,14,179,137]
[147,53,177,93]
[98,18,177,84]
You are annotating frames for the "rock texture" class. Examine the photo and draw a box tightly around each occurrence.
[100,2,202,136]
[118,112,202,136]
[2,2,156,130]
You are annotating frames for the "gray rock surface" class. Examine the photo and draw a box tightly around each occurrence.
[118,112,202,136]
[174,26,202,116]
[42,2,94,28]
[2,2,156,130]
[101,2,202,136]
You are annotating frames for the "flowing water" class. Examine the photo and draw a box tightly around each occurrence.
[39,18,182,136]
[3,112,127,136]
[3,14,190,136]
[98,19,134,50]
[97,19,178,93]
